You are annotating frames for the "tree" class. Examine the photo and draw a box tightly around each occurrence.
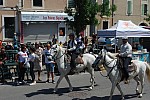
[64,0,99,36]
[99,0,117,18]
[144,14,150,24]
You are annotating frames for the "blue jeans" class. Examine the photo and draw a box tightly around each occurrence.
[45,63,55,72]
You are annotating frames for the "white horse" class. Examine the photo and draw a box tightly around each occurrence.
[50,44,97,93]
[96,49,150,100]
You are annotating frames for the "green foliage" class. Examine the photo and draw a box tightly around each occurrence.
[64,0,99,36]
[144,14,150,24]
[99,1,117,18]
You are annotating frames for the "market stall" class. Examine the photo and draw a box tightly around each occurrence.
[97,20,150,62]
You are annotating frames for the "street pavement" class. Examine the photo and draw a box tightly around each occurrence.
[0,71,150,100]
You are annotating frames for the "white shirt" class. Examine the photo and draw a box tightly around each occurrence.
[120,42,132,57]
[28,53,35,62]
[18,51,28,63]
[68,40,77,51]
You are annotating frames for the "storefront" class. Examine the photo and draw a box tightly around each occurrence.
[21,12,73,43]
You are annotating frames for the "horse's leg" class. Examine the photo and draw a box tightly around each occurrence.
[53,74,64,93]
[87,68,95,90]
[138,73,145,98]
[133,76,140,95]
[109,74,121,100]
[65,75,73,92]
[109,82,116,100]
[116,84,124,100]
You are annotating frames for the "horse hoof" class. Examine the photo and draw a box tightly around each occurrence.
[136,90,140,94]
[69,87,73,92]
[53,90,56,93]
[121,97,125,100]
[89,86,93,90]
[138,94,142,98]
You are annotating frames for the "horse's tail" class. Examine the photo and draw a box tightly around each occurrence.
[144,62,150,82]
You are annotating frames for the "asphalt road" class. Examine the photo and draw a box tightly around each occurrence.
[0,71,150,100]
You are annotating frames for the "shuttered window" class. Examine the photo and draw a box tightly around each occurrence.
[127,0,132,15]
[142,3,148,15]
[68,0,75,8]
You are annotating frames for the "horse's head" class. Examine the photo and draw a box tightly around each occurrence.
[98,49,107,64]
[50,44,60,59]
[51,44,65,60]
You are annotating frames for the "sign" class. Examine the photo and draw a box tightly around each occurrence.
[21,12,73,22]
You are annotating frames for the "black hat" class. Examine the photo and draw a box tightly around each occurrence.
[69,33,75,36]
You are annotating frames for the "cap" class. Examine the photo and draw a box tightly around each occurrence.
[122,36,128,40]
[69,33,75,36]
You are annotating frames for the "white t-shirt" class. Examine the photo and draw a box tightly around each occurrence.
[28,53,35,62]
[18,51,28,63]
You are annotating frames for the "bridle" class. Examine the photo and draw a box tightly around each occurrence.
[99,50,118,77]
[52,46,66,61]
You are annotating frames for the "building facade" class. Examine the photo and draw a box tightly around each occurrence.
[97,0,150,30]
[0,0,73,43]
[0,0,150,43]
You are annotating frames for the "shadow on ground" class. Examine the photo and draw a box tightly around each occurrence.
[25,85,96,97]
[72,93,139,100]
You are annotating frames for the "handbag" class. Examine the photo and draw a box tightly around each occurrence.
[24,62,30,68]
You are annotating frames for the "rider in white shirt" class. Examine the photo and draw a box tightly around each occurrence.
[116,36,132,83]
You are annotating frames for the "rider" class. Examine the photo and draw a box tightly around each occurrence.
[76,36,85,55]
[116,36,132,84]
[67,33,77,72]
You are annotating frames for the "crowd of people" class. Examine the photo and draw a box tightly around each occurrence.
[0,33,90,85]
[0,32,133,85]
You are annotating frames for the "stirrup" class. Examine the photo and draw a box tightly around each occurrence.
[124,79,130,84]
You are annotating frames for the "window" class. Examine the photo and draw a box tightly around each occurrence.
[142,4,147,15]
[141,0,148,15]
[0,0,3,5]
[4,17,15,38]
[33,0,42,7]
[68,0,75,8]
[103,21,108,29]
[127,0,133,16]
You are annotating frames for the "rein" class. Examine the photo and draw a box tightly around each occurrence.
[54,48,66,60]
[100,53,118,77]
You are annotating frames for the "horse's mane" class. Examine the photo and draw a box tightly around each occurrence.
[107,52,118,59]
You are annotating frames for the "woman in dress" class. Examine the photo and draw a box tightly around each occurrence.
[34,43,43,81]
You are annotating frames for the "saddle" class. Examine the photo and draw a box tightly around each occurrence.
[75,55,84,64]
[118,58,137,73]
[118,58,137,82]
[128,61,137,73]
[64,54,71,64]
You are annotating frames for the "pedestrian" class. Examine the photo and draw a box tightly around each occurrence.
[67,33,77,73]
[28,47,36,85]
[52,35,57,45]
[42,44,55,84]
[15,45,28,85]
[116,36,132,84]
[84,36,88,53]
[34,43,43,81]
[0,47,7,83]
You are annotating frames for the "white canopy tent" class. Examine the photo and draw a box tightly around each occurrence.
[97,20,150,37]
